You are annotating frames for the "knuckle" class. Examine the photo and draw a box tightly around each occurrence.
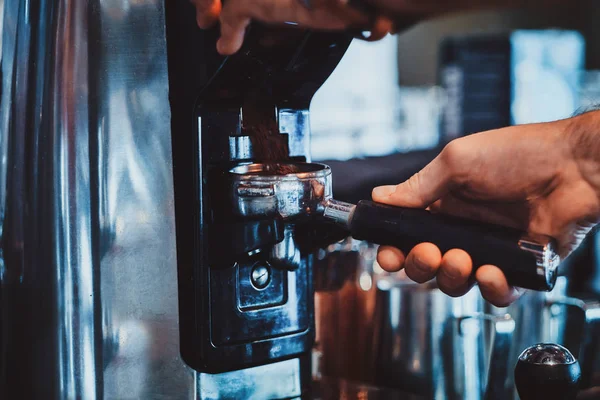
[406,173,421,193]
[406,173,428,205]
[441,139,468,181]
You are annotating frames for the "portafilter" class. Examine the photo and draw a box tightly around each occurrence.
[229,162,559,291]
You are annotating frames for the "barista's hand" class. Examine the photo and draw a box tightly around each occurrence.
[190,0,393,55]
[372,111,600,307]
[191,0,571,55]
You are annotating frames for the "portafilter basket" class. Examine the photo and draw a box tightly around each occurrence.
[229,162,332,220]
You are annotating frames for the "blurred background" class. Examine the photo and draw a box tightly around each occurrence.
[311,6,600,398]
[308,2,600,296]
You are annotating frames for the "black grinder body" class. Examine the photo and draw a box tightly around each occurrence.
[165,0,353,374]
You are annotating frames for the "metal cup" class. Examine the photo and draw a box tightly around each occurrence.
[366,273,515,400]
[314,245,516,400]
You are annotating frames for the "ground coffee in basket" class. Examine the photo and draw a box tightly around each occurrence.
[242,96,297,175]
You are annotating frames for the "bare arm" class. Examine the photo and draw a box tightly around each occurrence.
[367,0,570,16]
[373,110,600,306]
[192,0,576,54]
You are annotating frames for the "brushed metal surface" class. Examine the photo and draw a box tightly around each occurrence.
[0,1,302,398]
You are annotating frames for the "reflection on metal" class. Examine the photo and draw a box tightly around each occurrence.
[0,0,189,398]
[458,313,515,400]
[488,276,600,396]
[270,225,303,271]
[315,240,515,400]
[229,162,332,220]
[197,358,302,399]
[280,109,311,160]
[323,199,355,229]
[229,136,254,160]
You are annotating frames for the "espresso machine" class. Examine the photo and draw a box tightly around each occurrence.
[0,0,596,399]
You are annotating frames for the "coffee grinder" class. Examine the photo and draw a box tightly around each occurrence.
[165,3,357,395]
[166,2,563,397]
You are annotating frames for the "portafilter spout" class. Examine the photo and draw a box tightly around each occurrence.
[229,162,560,291]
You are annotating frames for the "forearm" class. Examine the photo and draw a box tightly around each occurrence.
[364,0,570,18]
[566,110,600,201]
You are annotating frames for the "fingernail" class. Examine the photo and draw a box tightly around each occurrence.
[372,185,396,198]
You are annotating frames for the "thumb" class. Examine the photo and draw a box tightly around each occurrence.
[372,154,452,208]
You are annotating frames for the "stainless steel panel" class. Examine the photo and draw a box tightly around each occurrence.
[197,359,302,400]
[94,0,193,398]
[0,0,309,397]
[0,0,192,398]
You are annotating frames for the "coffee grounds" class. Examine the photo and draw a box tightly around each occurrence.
[242,95,294,175]
[242,163,300,176]
[271,163,298,175]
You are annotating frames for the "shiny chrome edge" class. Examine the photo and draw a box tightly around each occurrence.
[198,358,302,399]
[517,343,577,365]
[323,199,356,229]
[229,162,331,182]
[518,236,561,285]
[1,0,100,398]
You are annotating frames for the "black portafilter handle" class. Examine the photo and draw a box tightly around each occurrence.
[514,344,581,400]
[323,199,560,291]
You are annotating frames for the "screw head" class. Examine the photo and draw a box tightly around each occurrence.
[251,263,271,290]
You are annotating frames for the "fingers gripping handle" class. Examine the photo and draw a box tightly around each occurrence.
[345,200,560,291]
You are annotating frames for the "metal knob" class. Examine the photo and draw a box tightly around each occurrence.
[514,343,581,400]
